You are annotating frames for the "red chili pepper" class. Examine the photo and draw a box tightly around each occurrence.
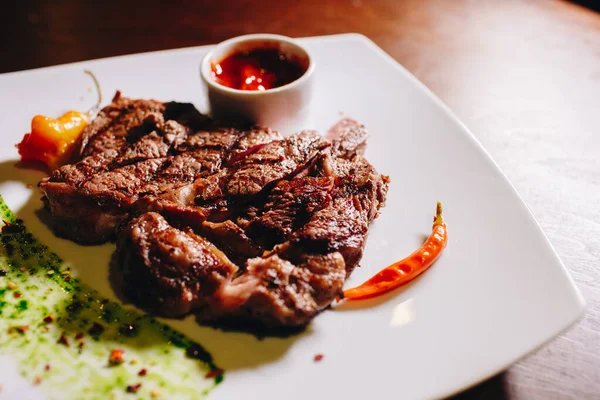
[343,202,447,300]
[16,70,101,171]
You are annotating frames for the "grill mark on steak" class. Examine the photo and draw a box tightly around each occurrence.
[79,94,166,159]
[39,93,389,329]
[245,177,336,248]
[222,131,329,198]
[226,127,283,165]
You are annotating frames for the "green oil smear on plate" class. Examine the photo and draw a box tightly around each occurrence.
[0,196,223,399]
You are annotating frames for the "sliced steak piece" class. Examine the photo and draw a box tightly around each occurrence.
[245,177,335,247]
[207,251,346,327]
[41,158,166,244]
[226,126,283,164]
[112,119,185,167]
[118,212,238,317]
[223,131,329,198]
[327,117,368,159]
[40,184,129,244]
[312,152,390,221]
[290,195,370,273]
[77,93,166,159]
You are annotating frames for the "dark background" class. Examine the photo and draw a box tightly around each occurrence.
[1,1,600,399]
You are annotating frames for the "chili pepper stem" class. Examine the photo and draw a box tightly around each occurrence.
[84,70,102,116]
[433,201,444,225]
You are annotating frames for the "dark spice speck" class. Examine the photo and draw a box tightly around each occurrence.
[88,322,105,337]
[126,383,142,393]
[16,326,29,334]
[66,300,83,314]
[57,334,69,347]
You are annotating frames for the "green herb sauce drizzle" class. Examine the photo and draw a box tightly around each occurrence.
[0,196,223,399]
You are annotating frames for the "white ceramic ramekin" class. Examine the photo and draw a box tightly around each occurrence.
[200,34,315,135]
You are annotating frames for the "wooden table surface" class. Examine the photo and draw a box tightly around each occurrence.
[2,0,600,398]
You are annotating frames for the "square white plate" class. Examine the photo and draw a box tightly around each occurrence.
[0,34,585,400]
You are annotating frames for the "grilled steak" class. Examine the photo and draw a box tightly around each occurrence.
[39,94,389,329]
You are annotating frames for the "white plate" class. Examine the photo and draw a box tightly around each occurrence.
[0,34,585,400]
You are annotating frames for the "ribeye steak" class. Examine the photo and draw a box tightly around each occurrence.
[39,92,389,328]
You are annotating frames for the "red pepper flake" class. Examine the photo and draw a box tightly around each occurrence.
[138,368,147,377]
[57,334,69,347]
[16,326,29,334]
[64,276,71,282]
[314,354,324,362]
[75,332,84,340]
[43,315,54,323]
[33,376,42,385]
[13,292,22,298]
[109,349,124,365]
[126,383,142,393]
[44,364,51,372]
[7,326,28,334]
[205,368,224,378]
